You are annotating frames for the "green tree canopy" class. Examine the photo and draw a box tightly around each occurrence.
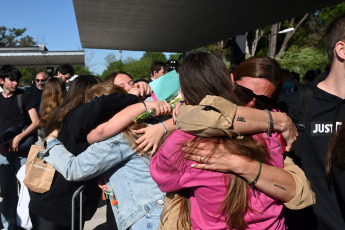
[140,52,167,62]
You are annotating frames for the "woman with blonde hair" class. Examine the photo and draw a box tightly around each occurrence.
[39,77,66,130]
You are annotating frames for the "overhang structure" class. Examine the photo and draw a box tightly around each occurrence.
[0,46,85,67]
[73,0,343,52]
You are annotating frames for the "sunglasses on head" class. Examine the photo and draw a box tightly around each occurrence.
[35,79,46,83]
[234,83,276,109]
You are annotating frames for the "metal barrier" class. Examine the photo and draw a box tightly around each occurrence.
[71,185,85,230]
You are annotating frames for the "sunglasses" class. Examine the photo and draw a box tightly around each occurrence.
[35,79,46,83]
[234,83,276,109]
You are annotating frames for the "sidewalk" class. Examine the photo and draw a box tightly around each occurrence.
[84,199,107,230]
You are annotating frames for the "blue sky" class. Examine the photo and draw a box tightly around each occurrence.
[0,0,166,75]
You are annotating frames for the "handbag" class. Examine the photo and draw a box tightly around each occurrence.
[23,138,56,194]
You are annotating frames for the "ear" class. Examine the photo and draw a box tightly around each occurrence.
[0,78,4,85]
[335,41,345,61]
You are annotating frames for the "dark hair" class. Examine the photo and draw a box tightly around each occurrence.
[180,52,239,105]
[325,14,345,65]
[232,56,285,100]
[0,65,22,82]
[55,63,75,76]
[104,71,133,84]
[150,61,165,75]
[175,52,269,229]
[164,59,180,73]
[45,75,101,135]
[326,120,345,183]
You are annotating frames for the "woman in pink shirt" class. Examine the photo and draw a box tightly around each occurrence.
[150,53,286,229]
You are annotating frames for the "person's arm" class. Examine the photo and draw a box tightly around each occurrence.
[11,108,39,151]
[71,93,138,139]
[177,96,297,152]
[42,136,133,181]
[87,100,171,144]
[183,140,296,203]
[233,107,297,152]
[283,155,315,209]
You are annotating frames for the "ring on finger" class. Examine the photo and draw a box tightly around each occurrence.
[200,156,202,162]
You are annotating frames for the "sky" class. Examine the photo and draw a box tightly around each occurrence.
[0,0,160,75]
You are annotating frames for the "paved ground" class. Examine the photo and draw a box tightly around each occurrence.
[84,199,107,230]
[0,197,108,230]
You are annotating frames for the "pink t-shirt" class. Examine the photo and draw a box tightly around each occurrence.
[150,129,286,230]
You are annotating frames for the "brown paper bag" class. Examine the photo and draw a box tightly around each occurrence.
[24,143,55,194]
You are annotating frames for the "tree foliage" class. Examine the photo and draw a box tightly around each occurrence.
[0,26,36,47]
[278,46,328,78]
[75,66,93,75]
[140,52,167,62]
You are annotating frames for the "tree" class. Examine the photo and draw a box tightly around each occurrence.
[278,46,328,78]
[273,14,309,58]
[75,66,93,75]
[140,52,167,62]
[0,26,36,47]
[168,53,182,60]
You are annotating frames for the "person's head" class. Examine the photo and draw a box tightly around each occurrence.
[164,59,180,74]
[45,75,101,134]
[35,72,47,90]
[85,82,126,103]
[104,71,134,92]
[179,52,238,105]
[54,63,75,83]
[39,78,66,128]
[232,56,284,109]
[151,61,165,80]
[325,14,345,66]
[0,65,22,92]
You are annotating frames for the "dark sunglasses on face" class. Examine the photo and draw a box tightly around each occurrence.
[35,79,46,83]
[234,83,276,109]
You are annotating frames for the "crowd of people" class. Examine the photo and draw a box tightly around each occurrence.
[0,13,345,230]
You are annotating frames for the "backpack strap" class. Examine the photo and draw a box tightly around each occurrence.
[288,84,314,162]
[296,84,313,132]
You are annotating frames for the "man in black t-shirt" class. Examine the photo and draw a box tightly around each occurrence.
[0,65,39,230]
[278,14,345,229]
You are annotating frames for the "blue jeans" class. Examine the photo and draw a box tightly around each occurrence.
[0,153,27,230]
[129,207,162,230]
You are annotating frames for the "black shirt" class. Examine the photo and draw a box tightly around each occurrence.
[29,93,138,226]
[278,84,345,230]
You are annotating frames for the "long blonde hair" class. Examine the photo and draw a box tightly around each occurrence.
[39,78,66,128]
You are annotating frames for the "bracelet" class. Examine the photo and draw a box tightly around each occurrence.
[247,161,262,197]
[142,101,148,112]
[264,109,274,137]
[159,122,167,134]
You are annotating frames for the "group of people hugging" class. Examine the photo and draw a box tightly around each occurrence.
[25,50,314,230]
[9,13,345,230]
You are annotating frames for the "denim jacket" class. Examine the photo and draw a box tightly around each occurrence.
[44,133,165,230]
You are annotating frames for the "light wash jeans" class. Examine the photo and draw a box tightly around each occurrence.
[129,207,163,230]
[0,153,27,230]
